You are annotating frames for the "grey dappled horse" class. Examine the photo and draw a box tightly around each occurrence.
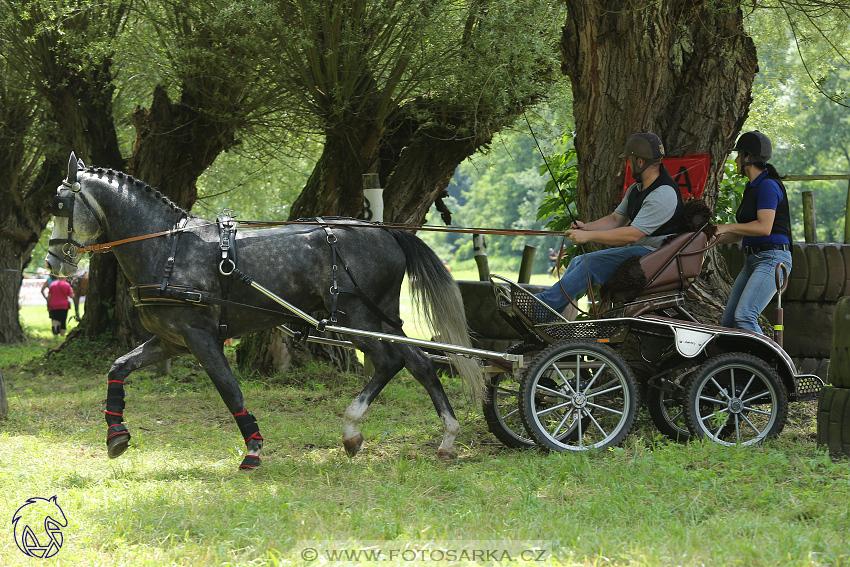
[47,153,481,470]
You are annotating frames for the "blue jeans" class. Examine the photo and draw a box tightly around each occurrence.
[722,249,792,334]
[535,246,653,313]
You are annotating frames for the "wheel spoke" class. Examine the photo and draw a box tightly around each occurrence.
[586,400,624,416]
[709,377,731,398]
[699,394,728,405]
[734,413,741,443]
[712,415,726,437]
[535,400,572,417]
[741,412,765,435]
[580,363,605,395]
[535,383,569,399]
[502,407,520,420]
[700,408,728,423]
[585,409,609,438]
[578,406,584,449]
[741,405,772,417]
[743,391,771,404]
[730,368,736,398]
[739,374,756,399]
[588,384,624,398]
[552,363,577,395]
[552,407,576,438]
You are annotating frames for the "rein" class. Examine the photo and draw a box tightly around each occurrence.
[76,218,571,256]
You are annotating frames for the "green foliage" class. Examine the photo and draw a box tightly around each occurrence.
[714,157,747,226]
[535,134,582,268]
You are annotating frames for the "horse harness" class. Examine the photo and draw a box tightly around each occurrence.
[130,215,402,341]
[49,178,103,267]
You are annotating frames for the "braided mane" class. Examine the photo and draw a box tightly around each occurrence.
[82,166,191,217]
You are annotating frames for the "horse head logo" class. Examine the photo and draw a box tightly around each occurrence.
[12,496,68,558]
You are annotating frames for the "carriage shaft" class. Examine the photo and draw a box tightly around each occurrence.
[247,280,521,368]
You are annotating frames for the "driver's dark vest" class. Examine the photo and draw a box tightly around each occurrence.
[626,164,684,237]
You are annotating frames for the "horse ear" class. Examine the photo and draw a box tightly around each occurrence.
[67,152,78,183]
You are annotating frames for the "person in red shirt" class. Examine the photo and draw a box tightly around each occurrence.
[47,277,75,337]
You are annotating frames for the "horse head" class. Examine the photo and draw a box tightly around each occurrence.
[46,153,105,276]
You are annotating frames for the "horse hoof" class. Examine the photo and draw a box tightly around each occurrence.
[239,455,261,471]
[343,434,364,457]
[107,433,130,459]
[436,448,457,461]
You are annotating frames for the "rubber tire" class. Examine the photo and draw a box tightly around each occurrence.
[483,346,589,448]
[684,352,788,446]
[519,340,639,452]
[828,297,850,388]
[647,384,691,442]
[817,386,850,457]
[484,370,537,448]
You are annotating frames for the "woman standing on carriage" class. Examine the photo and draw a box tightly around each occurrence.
[715,131,792,335]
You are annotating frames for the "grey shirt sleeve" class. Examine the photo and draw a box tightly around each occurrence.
[614,184,637,217]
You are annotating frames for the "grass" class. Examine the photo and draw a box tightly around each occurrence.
[1,290,849,566]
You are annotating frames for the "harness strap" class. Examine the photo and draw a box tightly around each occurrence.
[217,210,238,341]
[129,284,306,324]
[160,214,189,291]
[316,218,403,329]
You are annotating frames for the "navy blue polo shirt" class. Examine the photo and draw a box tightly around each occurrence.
[738,170,792,248]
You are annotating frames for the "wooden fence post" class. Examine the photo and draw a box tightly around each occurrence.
[362,173,383,222]
[0,372,8,418]
[845,179,850,244]
[802,191,818,244]
[473,234,489,281]
[518,245,537,284]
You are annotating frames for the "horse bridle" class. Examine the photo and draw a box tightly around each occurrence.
[49,178,104,268]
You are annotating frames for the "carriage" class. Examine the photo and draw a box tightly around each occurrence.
[481,221,824,451]
[46,153,823,469]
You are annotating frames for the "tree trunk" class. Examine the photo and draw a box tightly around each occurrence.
[128,86,237,209]
[288,125,383,220]
[0,146,62,344]
[561,0,758,321]
[382,124,479,226]
[236,120,485,376]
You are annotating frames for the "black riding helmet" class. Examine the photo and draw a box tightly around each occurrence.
[732,130,772,167]
[619,132,665,179]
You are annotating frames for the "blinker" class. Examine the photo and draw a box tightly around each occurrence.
[52,195,73,217]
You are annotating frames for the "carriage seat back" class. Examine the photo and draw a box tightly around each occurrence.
[606,230,712,304]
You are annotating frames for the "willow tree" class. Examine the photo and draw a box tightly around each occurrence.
[0,0,286,346]
[559,0,850,320]
[235,0,565,373]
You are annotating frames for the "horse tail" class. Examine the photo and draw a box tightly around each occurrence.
[389,229,483,402]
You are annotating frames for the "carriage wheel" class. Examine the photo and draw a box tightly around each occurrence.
[484,370,536,448]
[647,383,691,442]
[684,353,788,446]
[519,340,639,452]
[483,344,535,448]
[485,371,592,448]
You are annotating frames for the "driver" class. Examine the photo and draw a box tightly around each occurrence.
[535,131,684,314]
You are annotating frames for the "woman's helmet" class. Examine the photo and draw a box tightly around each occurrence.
[733,130,772,165]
